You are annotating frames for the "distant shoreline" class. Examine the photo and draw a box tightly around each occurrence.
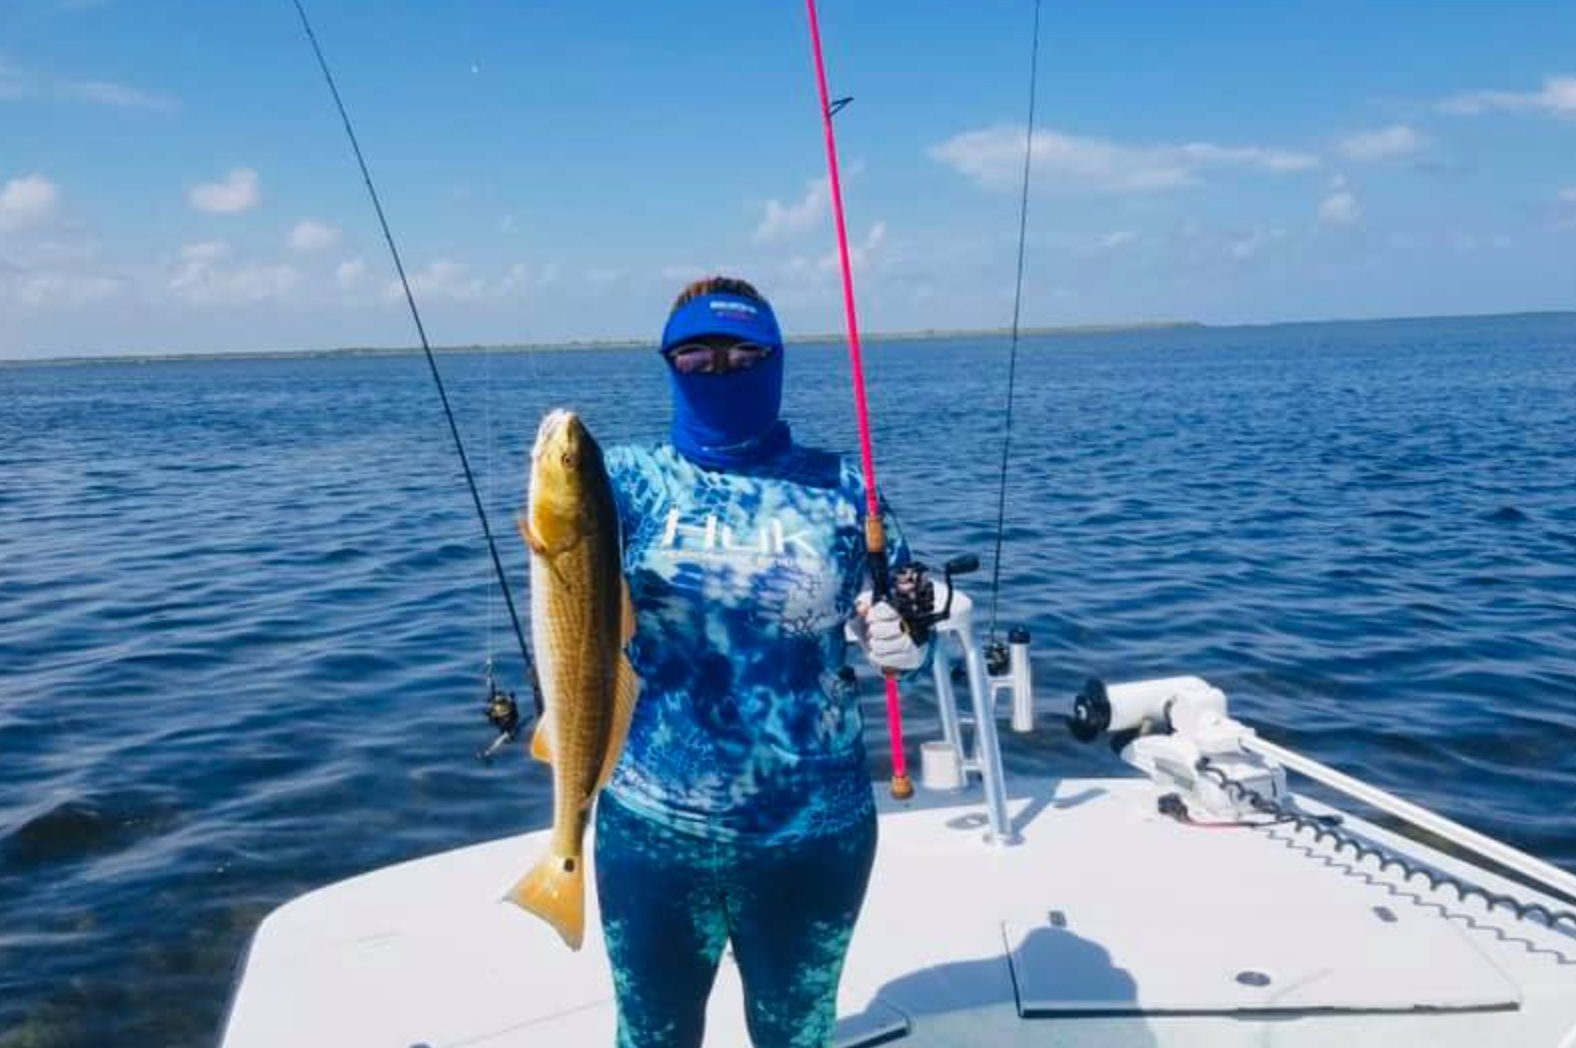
[0,321,1204,368]
[4,309,1574,368]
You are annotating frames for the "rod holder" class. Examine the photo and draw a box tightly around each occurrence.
[1008,627,1034,734]
[920,740,965,792]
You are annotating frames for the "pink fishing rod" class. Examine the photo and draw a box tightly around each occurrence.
[804,0,913,801]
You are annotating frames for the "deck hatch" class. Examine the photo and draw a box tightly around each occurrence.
[1004,903,1521,1017]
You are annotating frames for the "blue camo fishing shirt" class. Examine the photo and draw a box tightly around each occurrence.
[603,441,908,844]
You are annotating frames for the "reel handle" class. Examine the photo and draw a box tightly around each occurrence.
[892,553,980,645]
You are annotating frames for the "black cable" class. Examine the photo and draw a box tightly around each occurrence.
[289,0,541,716]
[986,0,1043,643]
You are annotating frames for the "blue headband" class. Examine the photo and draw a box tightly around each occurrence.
[661,292,790,469]
[661,292,784,353]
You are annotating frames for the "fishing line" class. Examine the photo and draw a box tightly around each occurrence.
[289,0,541,716]
[486,325,496,675]
[986,0,1043,647]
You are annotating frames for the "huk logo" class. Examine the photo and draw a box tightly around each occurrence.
[661,509,820,562]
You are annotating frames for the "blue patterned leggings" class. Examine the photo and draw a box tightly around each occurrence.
[594,791,878,1048]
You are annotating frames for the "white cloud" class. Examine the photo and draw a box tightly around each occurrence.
[181,240,232,263]
[288,219,340,253]
[1561,187,1576,204]
[1173,142,1318,172]
[14,271,120,307]
[660,264,709,283]
[930,125,1318,194]
[391,260,486,302]
[499,214,517,234]
[0,216,125,311]
[817,221,887,275]
[170,260,299,306]
[1096,229,1139,251]
[1441,75,1576,121]
[58,79,174,110]
[384,259,553,301]
[1227,227,1286,260]
[755,176,831,241]
[16,236,100,267]
[1319,190,1362,226]
[1337,124,1429,162]
[853,221,887,272]
[336,257,367,288]
[500,263,534,294]
[0,174,61,231]
[189,168,261,215]
[657,263,747,286]
[584,267,627,287]
[0,57,173,109]
[170,242,297,306]
[772,220,890,304]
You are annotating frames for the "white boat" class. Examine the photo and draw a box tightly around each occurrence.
[219,587,1576,1047]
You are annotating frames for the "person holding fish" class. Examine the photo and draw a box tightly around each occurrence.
[511,275,927,1048]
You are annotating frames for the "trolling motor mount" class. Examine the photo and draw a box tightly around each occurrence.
[1067,676,1289,819]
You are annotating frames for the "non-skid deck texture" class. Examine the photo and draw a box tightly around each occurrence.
[221,777,1576,1048]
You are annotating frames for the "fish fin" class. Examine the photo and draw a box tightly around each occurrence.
[594,655,640,791]
[552,558,573,591]
[620,576,636,645]
[530,712,554,764]
[505,851,585,951]
[517,516,548,556]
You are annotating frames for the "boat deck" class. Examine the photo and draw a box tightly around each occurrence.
[220,775,1576,1047]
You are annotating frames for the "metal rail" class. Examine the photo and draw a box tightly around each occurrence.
[1243,735,1576,909]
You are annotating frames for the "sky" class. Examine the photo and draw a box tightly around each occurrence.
[2,0,1575,359]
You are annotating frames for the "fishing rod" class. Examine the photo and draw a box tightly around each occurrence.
[288,0,542,735]
[985,0,1044,666]
[803,0,913,800]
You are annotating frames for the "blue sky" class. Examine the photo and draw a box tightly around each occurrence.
[2,0,1574,359]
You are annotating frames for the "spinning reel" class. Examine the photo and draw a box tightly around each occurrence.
[889,553,980,646]
[477,661,521,763]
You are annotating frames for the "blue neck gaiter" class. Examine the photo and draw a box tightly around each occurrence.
[661,293,791,470]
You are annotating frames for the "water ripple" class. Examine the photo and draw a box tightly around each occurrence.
[2,316,1575,1044]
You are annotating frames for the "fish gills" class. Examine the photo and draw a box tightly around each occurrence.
[505,410,638,951]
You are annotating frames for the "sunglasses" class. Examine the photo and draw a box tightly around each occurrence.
[663,340,777,375]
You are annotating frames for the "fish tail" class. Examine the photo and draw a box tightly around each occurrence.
[506,851,586,950]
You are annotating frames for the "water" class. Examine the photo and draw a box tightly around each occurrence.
[3,314,1575,1045]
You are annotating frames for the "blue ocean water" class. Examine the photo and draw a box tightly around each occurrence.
[2,313,1575,1045]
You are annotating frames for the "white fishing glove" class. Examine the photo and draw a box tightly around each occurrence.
[854,597,928,673]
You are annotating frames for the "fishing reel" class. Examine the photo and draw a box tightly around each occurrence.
[984,640,1012,677]
[889,554,980,646]
[477,662,521,763]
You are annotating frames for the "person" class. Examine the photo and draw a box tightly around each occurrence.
[595,276,926,1048]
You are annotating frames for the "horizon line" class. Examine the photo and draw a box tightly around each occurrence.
[4,309,1574,368]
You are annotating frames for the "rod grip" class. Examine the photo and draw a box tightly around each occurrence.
[865,517,889,600]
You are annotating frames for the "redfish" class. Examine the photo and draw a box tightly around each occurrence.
[506,409,638,950]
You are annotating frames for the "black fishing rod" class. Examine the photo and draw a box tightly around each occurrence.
[985,0,1044,660]
[288,0,541,730]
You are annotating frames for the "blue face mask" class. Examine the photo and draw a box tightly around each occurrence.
[661,294,791,469]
